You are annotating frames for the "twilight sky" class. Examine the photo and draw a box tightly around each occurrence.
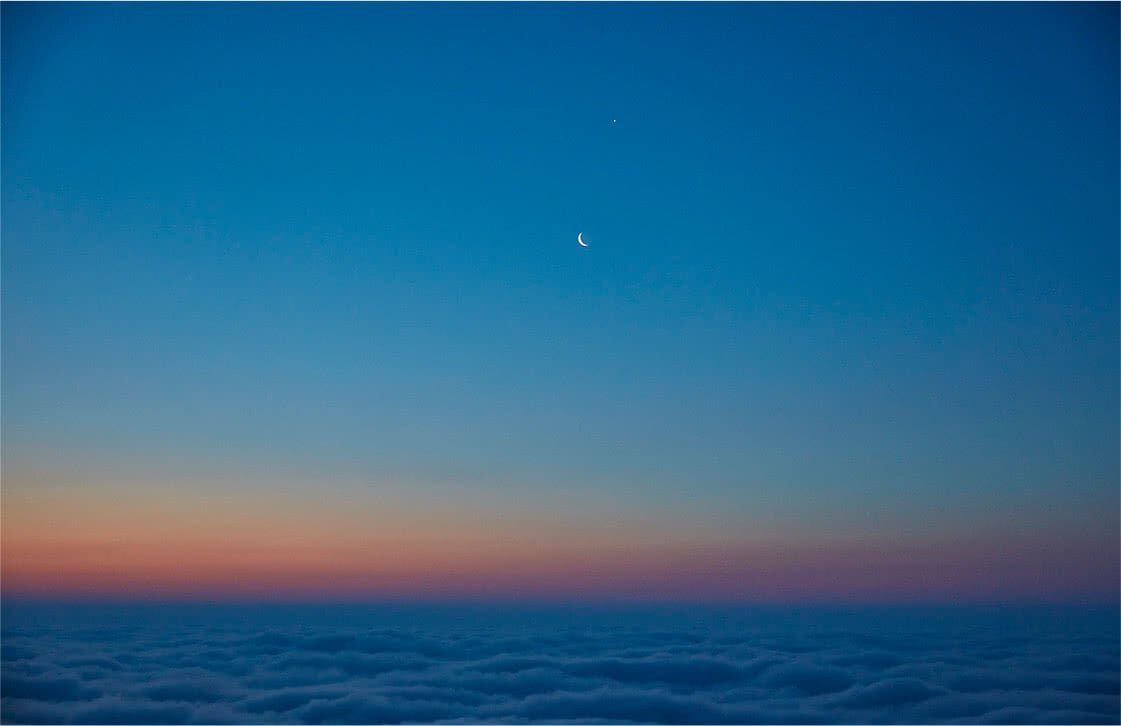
[2,2,1118,602]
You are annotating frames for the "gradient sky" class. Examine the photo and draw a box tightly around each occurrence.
[2,2,1118,602]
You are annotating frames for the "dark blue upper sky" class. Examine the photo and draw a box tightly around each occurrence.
[2,3,1118,599]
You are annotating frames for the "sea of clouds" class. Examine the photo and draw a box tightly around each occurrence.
[1,603,1117,724]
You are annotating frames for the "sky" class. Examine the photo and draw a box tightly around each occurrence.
[2,2,1118,603]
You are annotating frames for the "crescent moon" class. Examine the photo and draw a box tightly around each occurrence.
[577,232,588,247]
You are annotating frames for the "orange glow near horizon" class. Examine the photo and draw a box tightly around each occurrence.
[4,477,1117,603]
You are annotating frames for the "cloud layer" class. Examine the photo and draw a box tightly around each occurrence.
[1,604,1117,724]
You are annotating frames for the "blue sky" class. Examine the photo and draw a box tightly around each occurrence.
[2,2,1118,601]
